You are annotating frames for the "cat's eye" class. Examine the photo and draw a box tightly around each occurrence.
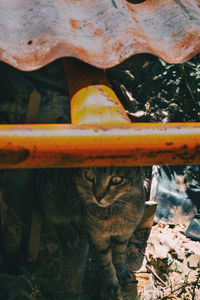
[84,170,95,183]
[110,176,123,185]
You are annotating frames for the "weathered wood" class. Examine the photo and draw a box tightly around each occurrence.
[27,207,41,264]
[139,201,157,229]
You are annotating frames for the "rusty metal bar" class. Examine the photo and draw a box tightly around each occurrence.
[70,85,130,125]
[0,122,199,168]
[63,58,110,99]
[0,78,200,168]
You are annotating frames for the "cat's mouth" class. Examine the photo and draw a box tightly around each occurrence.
[96,202,109,208]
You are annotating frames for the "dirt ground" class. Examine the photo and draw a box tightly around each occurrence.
[131,221,200,300]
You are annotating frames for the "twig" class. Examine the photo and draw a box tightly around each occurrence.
[192,272,200,300]
[146,265,166,287]
[162,278,200,300]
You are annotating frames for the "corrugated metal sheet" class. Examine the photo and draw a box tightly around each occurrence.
[0,0,199,71]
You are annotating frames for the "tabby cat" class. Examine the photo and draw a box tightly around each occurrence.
[76,166,145,299]
[39,167,145,299]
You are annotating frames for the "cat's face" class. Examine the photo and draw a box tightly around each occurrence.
[76,167,144,208]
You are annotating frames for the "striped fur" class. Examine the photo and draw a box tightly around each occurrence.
[76,167,145,299]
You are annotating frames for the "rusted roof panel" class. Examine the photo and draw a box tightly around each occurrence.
[0,0,200,71]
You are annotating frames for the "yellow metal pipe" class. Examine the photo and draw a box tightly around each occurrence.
[71,85,130,125]
[0,123,199,168]
[0,71,199,168]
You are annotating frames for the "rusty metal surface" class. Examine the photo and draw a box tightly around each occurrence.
[0,123,200,168]
[0,0,200,71]
[0,83,200,168]
[71,85,130,125]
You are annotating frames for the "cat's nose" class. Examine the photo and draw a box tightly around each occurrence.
[95,195,103,203]
[94,188,104,202]
[95,197,108,207]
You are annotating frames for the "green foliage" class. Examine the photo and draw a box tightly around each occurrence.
[107,53,200,122]
[154,258,200,299]
[2,267,91,300]
[135,293,143,300]
[7,267,48,300]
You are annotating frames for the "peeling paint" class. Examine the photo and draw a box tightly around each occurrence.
[0,123,200,168]
[0,0,199,70]
[0,148,29,164]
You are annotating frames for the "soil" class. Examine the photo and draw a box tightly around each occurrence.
[142,221,200,300]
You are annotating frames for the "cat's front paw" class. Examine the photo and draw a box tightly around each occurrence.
[101,283,121,300]
[116,265,131,285]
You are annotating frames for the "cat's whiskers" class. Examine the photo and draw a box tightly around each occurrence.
[113,198,127,207]
[69,195,87,212]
